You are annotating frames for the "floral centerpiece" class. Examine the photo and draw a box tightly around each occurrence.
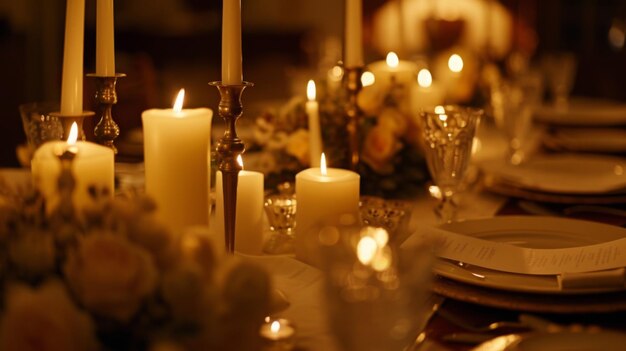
[251,73,429,198]
[0,172,272,351]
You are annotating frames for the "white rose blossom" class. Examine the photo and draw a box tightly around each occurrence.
[64,231,158,322]
[0,280,99,351]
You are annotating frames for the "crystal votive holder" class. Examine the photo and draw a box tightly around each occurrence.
[19,102,63,150]
[263,194,297,255]
[359,196,411,242]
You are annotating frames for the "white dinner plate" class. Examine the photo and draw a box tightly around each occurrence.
[433,216,626,294]
[472,331,626,351]
[479,154,626,195]
[544,127,626,153]
[534,97,626,126]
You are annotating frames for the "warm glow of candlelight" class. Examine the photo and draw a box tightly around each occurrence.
[329,65,344,82]
[357,236,377,265]
[439,114,448,122]
[434,105,445,114]
[448,54,464,73]
[307,80,316,101]
[67,122,78,145]
[270,320,281,334]
[386,51,399,68]
[417,69,433,88]
[372,227,389,247]
[173,89,185,113]
[237,154,244,169]
[361,71,376,87]
[320,153,327,176]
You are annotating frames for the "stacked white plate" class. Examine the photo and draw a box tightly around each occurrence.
[479,154,626,204]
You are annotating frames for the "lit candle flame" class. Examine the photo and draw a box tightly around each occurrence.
[270,320,281,334]
[67,122,78,145]
[386,52,399,68]
[434,105,446,114]
[173,89,185,113]
[307,80,316,101]
[361,71,375,87]
[237,154,244,170]
[448,54,463,73]
[320,153,327,176]
[417,69,433,88]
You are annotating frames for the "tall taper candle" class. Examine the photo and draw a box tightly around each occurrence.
[306,80,322,167]
[96,0,115,76]
[61,0,86,115]
[222,0,243,84]
[345,0,363,67]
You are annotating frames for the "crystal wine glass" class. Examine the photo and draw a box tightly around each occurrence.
[490,75,542,165]
[419,106,482,223]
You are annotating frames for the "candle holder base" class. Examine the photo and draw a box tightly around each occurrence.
[88,73,126,154]
[210,81,254,254]
[344,66,364,171]
[49,111,95,141]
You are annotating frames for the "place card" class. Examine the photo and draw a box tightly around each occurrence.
[403,225,626,275]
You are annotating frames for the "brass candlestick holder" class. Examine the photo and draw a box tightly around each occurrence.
[50,111,95,141]
[344,66,364,171]
[88,73,125,153]
[210,81,254,254]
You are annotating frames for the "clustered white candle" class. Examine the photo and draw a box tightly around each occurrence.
[214,156,264,255]
[410,68,445,113]
[295,154,360,267]
[142,89,213,234]
[305,80,322,167]
[31,123,114,212]
[367,51,418,88]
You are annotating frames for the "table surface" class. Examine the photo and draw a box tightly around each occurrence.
[4,166,626,351]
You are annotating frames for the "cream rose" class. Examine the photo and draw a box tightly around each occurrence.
[361,124,402,174]
[0,280,99,351]
[285,128,310,166]
[64,232,158,321]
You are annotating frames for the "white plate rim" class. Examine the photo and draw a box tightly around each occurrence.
[433,216,626,294]
[534,98,626,126]
[479,154,626,195]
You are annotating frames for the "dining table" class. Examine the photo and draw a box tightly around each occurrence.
[4,122,626,351]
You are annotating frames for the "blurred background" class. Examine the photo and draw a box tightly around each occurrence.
[1,0,626,167]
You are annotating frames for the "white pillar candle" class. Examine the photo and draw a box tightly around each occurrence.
[367,51,417,88]
[213,159,264,255]
[142,89,213,234]
[410,68,445,113]
[222,0,243,84]
[295,154,360,267]
[31,123,114,212]
[96,0,115,76]
[305,80,322,168]
[345,0,364,67]
[60,0,86,115]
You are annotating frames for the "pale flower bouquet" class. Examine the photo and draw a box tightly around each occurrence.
[0,175,272,351]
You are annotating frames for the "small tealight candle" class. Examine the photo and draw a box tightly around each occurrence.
[295,154,360,267]
[260,318,295,351]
